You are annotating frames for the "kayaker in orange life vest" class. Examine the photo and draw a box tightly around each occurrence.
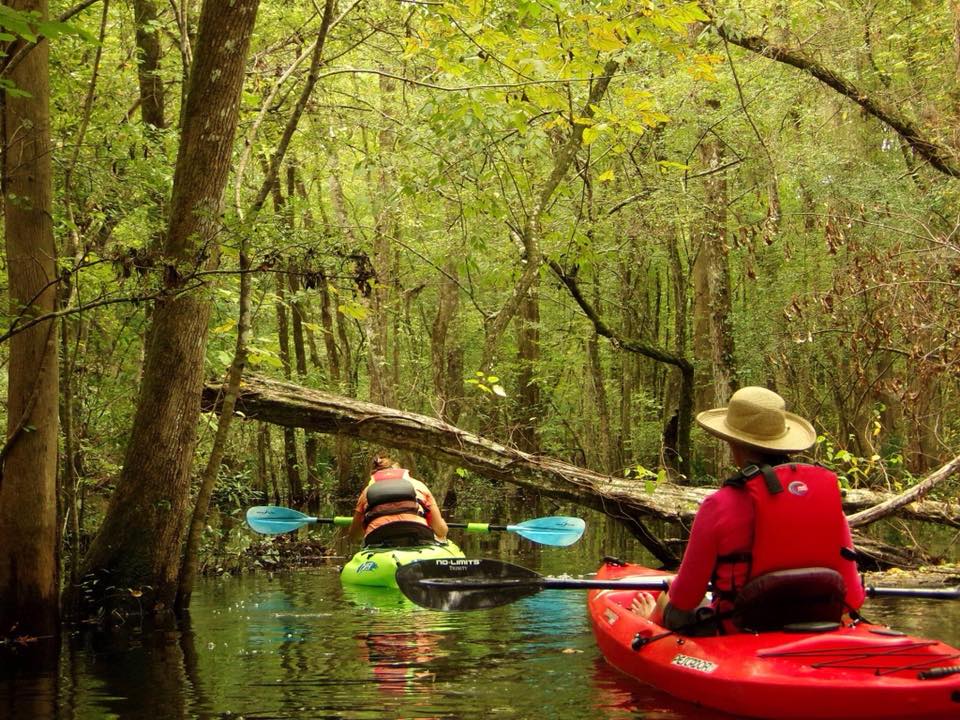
[348,452,449,546]
[631,386,866,632]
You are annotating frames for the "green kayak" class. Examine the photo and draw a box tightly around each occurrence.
[340,540,464,588]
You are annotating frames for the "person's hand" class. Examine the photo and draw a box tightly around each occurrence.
[630,591,657,619]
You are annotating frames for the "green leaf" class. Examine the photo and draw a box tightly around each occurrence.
[338,301,368,321]
[582,125,601,145]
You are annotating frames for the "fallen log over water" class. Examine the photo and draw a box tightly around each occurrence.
[202,376,959,569]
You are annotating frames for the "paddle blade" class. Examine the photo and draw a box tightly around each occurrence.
[508,516,585,547]
[246,505,316,535]
[396,558,543,611]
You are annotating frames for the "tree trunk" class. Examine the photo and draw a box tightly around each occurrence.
[692,126,736,474]
[132,0,165,130]
[79,0,260,621]
[58,0,110,611]
[362,72,398,407]
[175,245,253,611]
[586,276,613,472]
[274,270,303,503]
[515,285,542,454]
[430,253,461,422]
[288,258,320,498]
[326,155,358,495]
[548,258,694,480]
[0,0,60,639]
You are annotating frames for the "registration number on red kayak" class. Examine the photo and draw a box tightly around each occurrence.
[671,654,718,674]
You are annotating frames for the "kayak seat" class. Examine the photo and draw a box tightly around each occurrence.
[364,520,436,548]
[734,567,846,633]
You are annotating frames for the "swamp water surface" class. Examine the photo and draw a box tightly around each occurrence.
[2,510,958,720]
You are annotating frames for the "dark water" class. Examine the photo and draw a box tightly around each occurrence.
[2,509,958,720]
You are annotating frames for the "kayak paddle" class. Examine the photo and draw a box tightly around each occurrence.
[395,557,960,612]
[245,506,585,547]
[395,558,672,611]
[246,506,353,534]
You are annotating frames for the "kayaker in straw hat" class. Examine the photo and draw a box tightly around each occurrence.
[349,451,449,546]
[631,386,865,633]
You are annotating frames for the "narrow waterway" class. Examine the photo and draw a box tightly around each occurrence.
[2,508,958,719]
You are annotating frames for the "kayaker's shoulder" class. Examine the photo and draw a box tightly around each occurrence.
[701,483,753,507]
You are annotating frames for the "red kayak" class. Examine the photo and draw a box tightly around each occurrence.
[588,560,960,719]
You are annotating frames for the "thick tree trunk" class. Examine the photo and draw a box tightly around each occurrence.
[175,247,253,612]
[79,0,260,621]
[0,0,60,639]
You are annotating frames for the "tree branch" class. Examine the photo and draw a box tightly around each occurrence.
[709,19,960,178]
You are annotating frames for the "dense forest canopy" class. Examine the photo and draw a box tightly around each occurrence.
[0,0,958,634]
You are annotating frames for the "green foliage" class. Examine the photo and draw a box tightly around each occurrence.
[12,0,959,585]
[818,435,910,491]
[210,468,265,515]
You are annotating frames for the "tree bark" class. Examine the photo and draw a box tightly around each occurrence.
[79,0,260,621]
[175,246,253,612]
[0,0,60,639]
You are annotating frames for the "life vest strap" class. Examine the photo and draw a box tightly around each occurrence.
[734,463,783,494]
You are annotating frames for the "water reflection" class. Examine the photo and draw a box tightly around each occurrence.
[1,507,958,720]
[0,642,58,720]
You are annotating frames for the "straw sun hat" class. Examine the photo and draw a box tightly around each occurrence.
[695,386,817,453]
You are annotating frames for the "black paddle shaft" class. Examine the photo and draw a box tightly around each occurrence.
[420,577,670,591]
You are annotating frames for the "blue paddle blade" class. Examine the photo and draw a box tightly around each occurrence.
[507,516,585,547]
[246,505,316,535]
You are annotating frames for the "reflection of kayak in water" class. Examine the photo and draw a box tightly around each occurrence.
[359,629,445,697]
[340,583,417,613]
[340,540,464,588]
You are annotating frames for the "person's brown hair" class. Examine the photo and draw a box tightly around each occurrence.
[371,452,394,471]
